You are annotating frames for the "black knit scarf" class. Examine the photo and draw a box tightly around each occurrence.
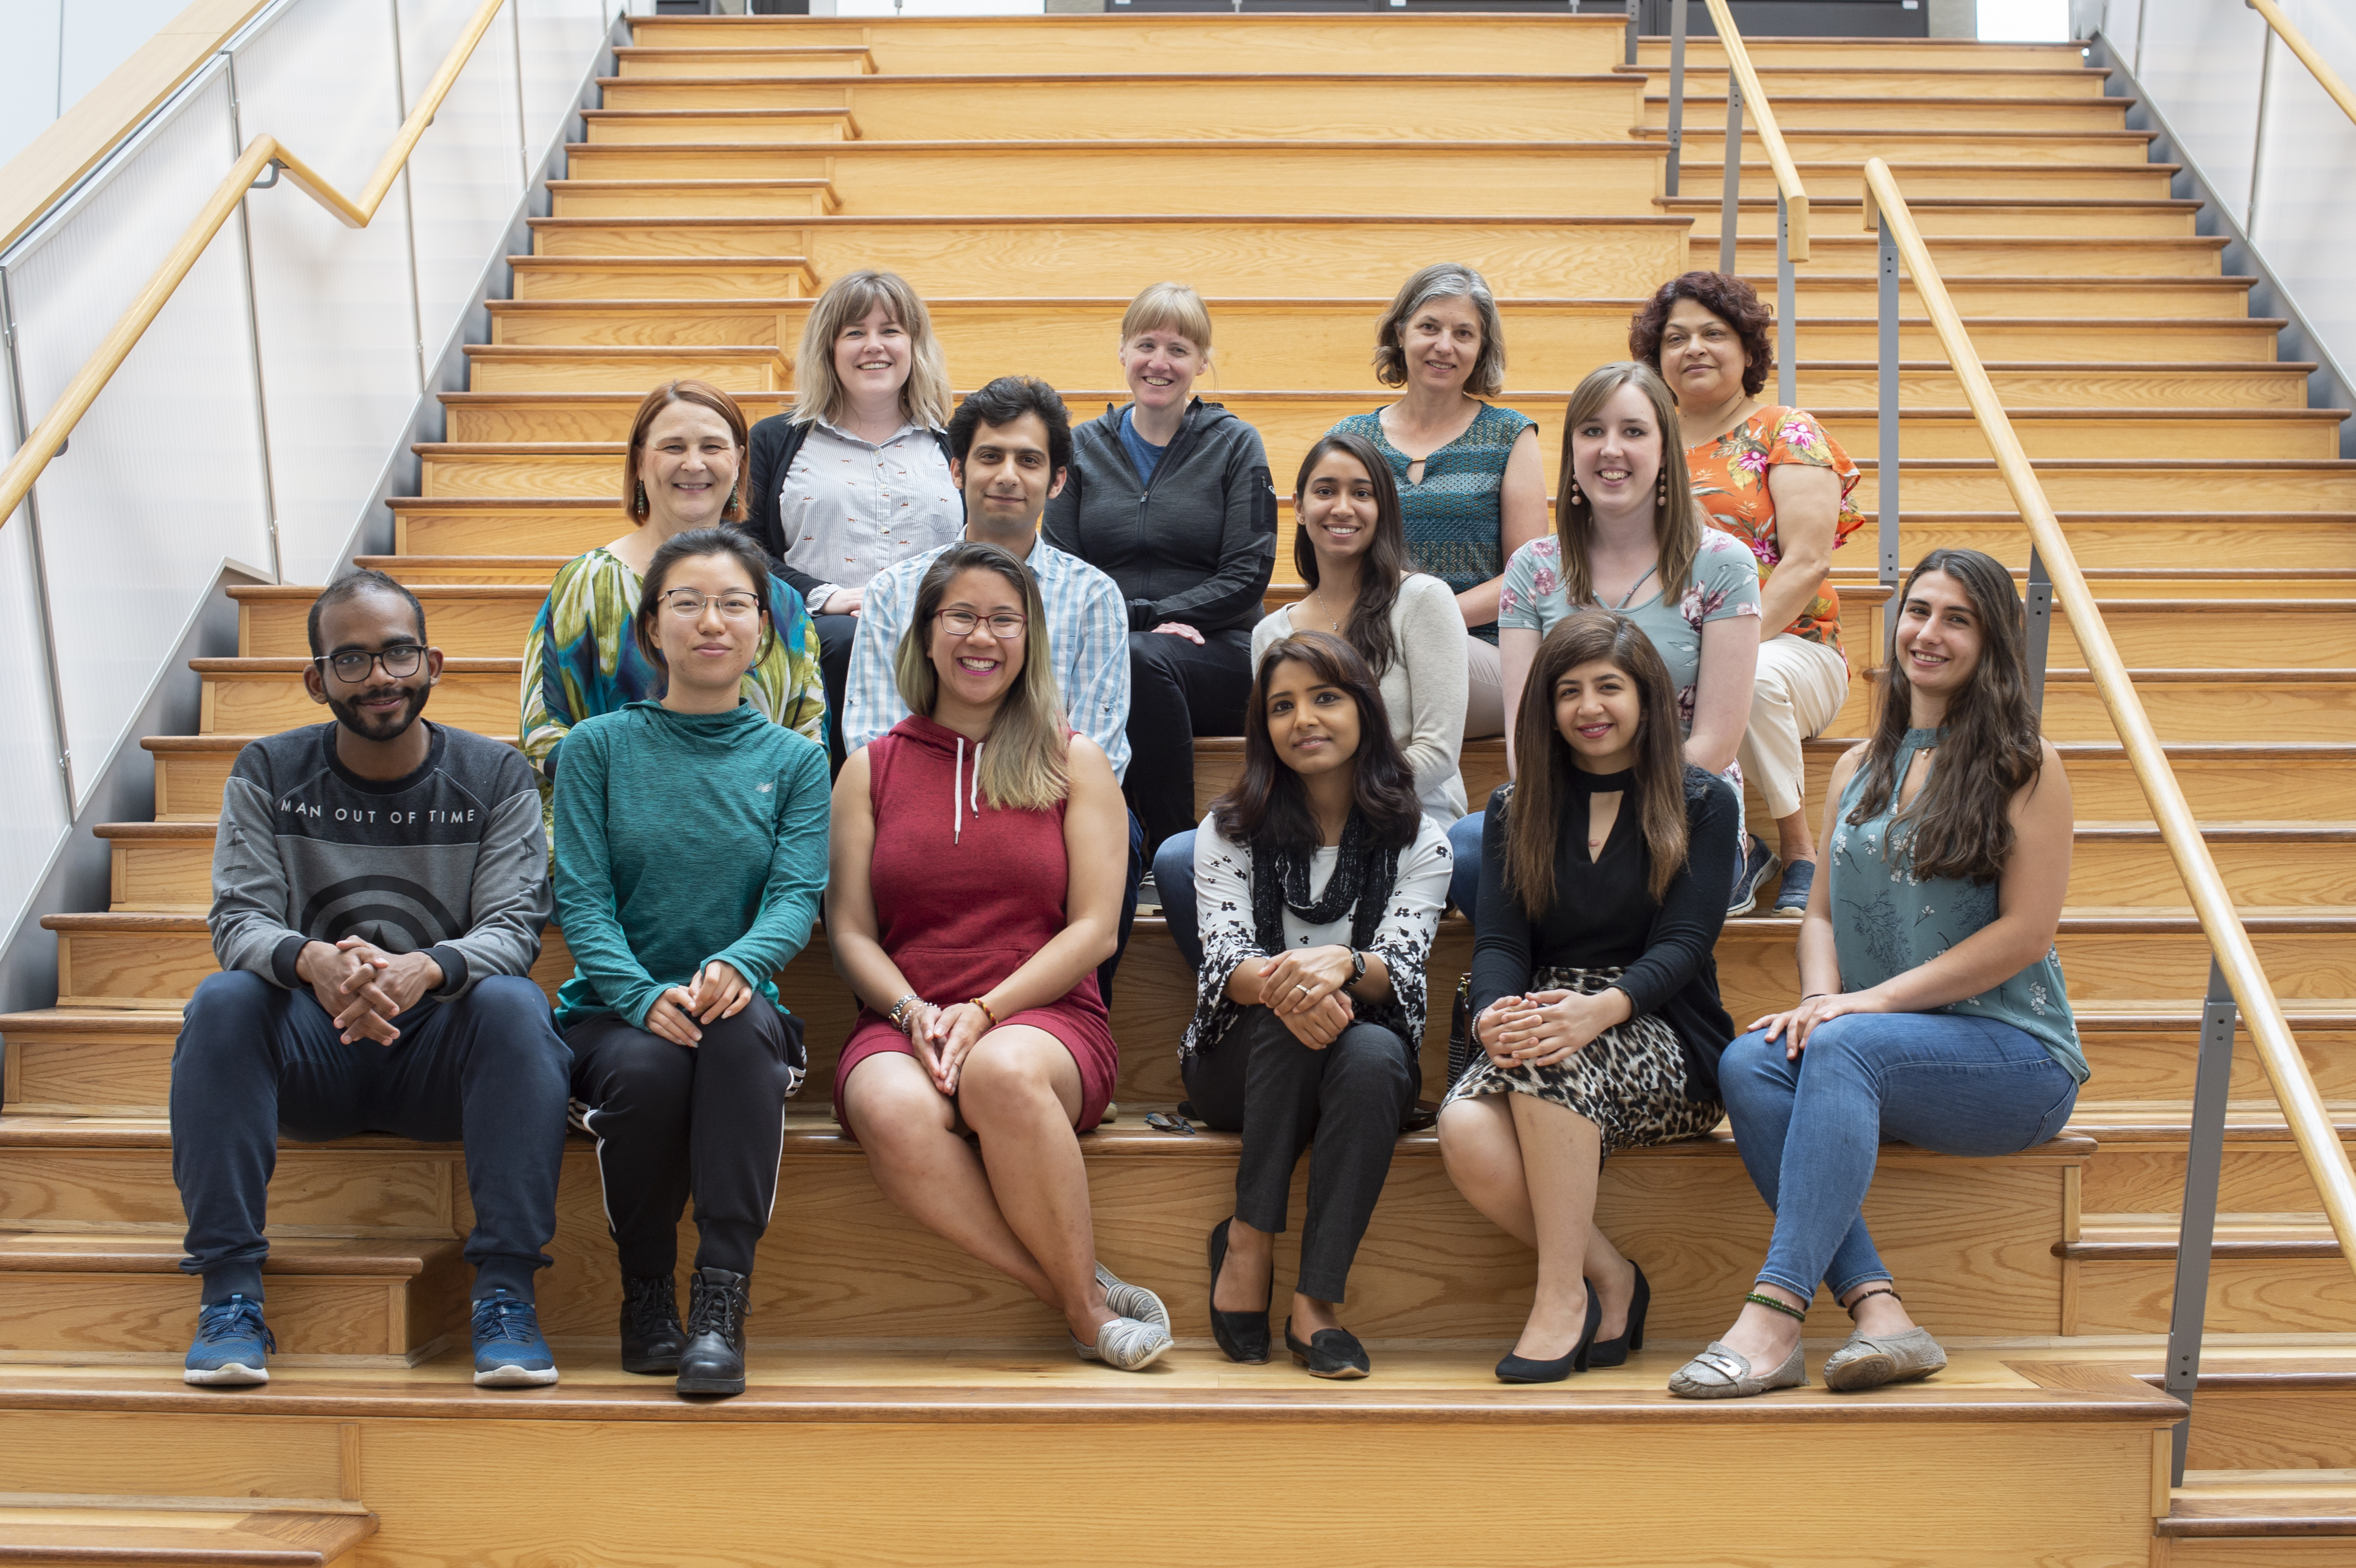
[1250,807,1401,961]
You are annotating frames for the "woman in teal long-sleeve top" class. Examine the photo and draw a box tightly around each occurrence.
[553,527,831,1400]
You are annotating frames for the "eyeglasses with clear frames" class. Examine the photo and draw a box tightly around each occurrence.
[935,609,1027,640]
[317,645,424,681]
[661,588,762,620]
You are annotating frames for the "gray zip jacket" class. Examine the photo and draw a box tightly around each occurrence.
[1043,397,1276,636]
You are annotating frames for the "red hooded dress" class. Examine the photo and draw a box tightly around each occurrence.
[833,713,1119,1130]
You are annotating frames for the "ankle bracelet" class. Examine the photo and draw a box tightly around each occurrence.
[1744,1290,1809,1323]
[1844,1285,1901,1318]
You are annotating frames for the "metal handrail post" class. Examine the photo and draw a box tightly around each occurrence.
[1719,70,1742,277]
[2023,546,2053,714]
[1625,0,1639,68]
[1665,0,1687,197]
[2166,960,2239,1485]
[1776,192,1795,407]
[1876,212,1900,584]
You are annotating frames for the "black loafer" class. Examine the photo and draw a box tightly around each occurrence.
[1285,1318,1371,1380]
[1207,1218,1271,1364]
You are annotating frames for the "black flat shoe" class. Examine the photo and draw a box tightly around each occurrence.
[619,1273,684,1375]
[1584,1260,1650,1369]
[1496,1289,1604,1384]
[1285,1317,1371,1380]
[1207,1218,1271,1364]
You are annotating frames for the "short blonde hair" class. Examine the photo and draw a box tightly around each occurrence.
[1373,263,1507,398]
[791,270,953,432]
[1119,282,1213,360]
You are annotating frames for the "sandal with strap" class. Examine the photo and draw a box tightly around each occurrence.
[1666,1339,1809,1400]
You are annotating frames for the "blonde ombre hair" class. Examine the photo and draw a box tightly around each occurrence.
[791,270,952,432]
[1553,361,1702,607]
[893,542,1071,811]
[1120,282,1214,360]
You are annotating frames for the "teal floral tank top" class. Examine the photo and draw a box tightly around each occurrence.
[1331,402,1535,645]
[1828,728,2087,1081]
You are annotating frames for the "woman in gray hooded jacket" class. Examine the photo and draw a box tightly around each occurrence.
[1043,283,1277,860]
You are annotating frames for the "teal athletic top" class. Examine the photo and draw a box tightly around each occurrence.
[1331,402,1535,645]
[1826,727,2087,1082]
[550,699,830,1030]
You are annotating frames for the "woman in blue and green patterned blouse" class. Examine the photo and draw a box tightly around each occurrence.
[521,380,827,830]
[1327,263,1548,740]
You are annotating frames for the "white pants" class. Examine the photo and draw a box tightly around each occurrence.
[1464,634,1505,740]
[1742,633,1852,823]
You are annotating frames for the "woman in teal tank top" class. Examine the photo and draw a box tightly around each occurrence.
[1669,549,2086,1402]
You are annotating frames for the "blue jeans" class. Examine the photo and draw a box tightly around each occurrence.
[1719,1011,2080,1305]
[1445,812,1484,923]
[1154,828,1205,972]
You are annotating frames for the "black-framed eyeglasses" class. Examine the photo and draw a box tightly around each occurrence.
[316,645,424,681]
[935,609,1026,640]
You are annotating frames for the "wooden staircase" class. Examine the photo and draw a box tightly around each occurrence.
[0,12,2347,1562]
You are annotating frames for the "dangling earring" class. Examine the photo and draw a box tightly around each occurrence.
[724,483,740,521]
[1657,472,1670,508]
[634,480,647,517]
[1568,481,1583,508]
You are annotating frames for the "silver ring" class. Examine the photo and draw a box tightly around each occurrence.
[1296,984,1311,995]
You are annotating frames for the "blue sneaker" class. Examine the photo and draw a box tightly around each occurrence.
[471,1289,558,1387]
[1772,857,1816,917]
[184,1294,275,1386]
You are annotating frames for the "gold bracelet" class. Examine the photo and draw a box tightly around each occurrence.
[969,996,999,1030]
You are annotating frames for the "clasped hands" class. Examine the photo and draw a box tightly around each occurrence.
[890,998,994,1096]
[1475,987,1621,1069]
[644,960,757,1049]
[1252,945,1356,1050]
[297,937,443,1046]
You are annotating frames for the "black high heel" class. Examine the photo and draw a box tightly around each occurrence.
[1207,1218,1271,1364]
[1584,1260,1651,1369]
[1495,1289,1604,1384]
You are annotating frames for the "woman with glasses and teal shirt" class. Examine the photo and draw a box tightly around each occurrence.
[522,380,826,831]
[553,527,832,1401]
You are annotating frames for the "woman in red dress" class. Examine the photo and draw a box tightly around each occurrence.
[827,541,1173,1370]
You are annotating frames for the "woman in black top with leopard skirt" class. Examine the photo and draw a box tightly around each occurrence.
[1437,611,1738,1384]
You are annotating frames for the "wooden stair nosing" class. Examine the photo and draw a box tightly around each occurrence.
[0,1231,456,1278]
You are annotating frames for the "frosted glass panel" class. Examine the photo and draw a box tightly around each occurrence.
[401,0,527,366]
[2249,1,2356,384]
[2135,0,2266,218]
[517,0,611,167]
[4,65,271,810]
[0,385,73,945]
[236,0,424,585]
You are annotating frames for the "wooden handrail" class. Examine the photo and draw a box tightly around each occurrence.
[1701,0,1809,262]
[1858,156,2356,1277]
[0,0,511,538]
[2247,0,2356,129]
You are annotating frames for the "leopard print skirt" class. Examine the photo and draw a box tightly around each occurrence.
[1442,965,1723,1158]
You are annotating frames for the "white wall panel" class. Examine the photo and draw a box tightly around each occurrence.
[235,0,423,585]
[2134,0,2266,218]
[59,0,203,108]
[400,0,527,365]
[2248,1,2356,384]
[0,1,67,170]
[516,0,610,168]
[4,66,270,811]
[0,380,74,948]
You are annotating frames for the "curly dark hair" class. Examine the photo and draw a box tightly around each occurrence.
[1628,271,1775,399]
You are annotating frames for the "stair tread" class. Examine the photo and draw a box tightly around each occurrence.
[2166,1470,2356,1535]
[0,1496,374,1566]
[2061,1215,2344,1260]
[0,1229,459,1276]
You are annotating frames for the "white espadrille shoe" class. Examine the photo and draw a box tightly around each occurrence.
[1072,1315,1172,1372]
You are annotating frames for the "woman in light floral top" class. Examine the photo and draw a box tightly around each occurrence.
[1447,362,1759,922]
[1633,271,1866,915]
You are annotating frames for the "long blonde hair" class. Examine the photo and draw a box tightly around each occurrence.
[893,542,1070,811]
[1552,361,1700,607]
[791,270,953,432]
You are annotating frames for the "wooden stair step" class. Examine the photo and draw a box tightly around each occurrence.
[2070,1101,2356,1215]
[0,1231,464,1359]
[1701,233,2231,279]
[577,107,857,141]
[611,44,876,77]
[1666,193,2201,239]
[1640,91,2131,133]
[1835,667,2356,744]
[548,176,839,219]
[2165,1469,2356,1545]
[2063,1215,2353,1334]
[559,136,1665,215]
[1737,273,2253,320]
[1680,159,2179,202]
[192,657,520,740]
[585,73,1646,142]
[514,215,1689,297]
[0,1495,373,1567]
[1631,38,2090,69]
[1642,125,2157,166]
[509,256,820,302]
[0,1111,2092,1343]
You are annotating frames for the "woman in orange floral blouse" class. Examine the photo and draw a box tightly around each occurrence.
[1632,272,1865,917]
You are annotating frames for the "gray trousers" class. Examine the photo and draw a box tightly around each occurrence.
[1181,1005,1416,1303]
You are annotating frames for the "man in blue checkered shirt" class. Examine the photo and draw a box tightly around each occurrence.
[840,375,1144,998]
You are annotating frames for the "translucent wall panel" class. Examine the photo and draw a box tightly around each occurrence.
[2248,0,2356,384]
[235,0,425,585]
[0,381,74,947]
[401,0,528,366]
[2135,0,2268,218]
[517,0,612,167]
[0,1,68,170]
[4,65,271,812]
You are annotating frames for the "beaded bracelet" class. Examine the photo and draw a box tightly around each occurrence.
[887,994,922,1036]
[1745,1290,1809,1322]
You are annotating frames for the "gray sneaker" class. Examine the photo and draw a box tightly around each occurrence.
[1728,834,1782,917]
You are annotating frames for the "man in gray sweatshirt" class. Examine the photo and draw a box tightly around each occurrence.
[171,572,570,1389]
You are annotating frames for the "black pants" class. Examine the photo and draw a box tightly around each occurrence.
[1180,1006,1417,1303]
[171,969,571,1304]
[815,612,858,772]
[1126,626,1254,857]
[1099,808,1144,1011]
[566,994,805,1278]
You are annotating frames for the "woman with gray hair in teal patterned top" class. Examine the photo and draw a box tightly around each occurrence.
[1328,263,1548,740]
